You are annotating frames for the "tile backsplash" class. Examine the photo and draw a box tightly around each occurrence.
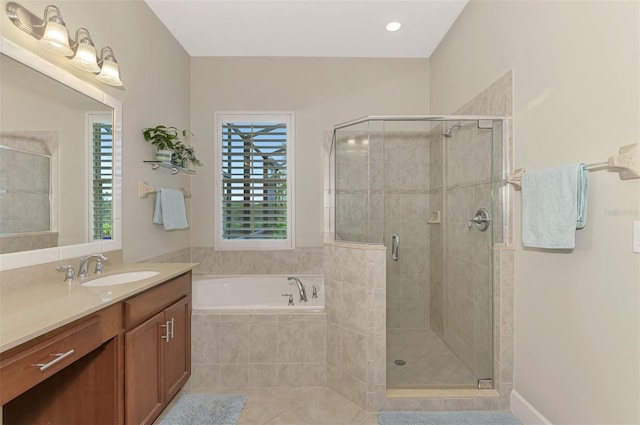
[189,247,323,276]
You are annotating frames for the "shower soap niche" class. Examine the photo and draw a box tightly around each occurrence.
[427,210,441,224]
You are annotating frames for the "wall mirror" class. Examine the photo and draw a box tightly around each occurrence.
[0,37,122,270]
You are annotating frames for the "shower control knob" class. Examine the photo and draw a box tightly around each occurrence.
[467,208,491,231]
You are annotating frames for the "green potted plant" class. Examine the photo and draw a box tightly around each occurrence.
[172,143,202,168]
[142,125,202,168]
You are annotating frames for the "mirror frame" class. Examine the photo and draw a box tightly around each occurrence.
[0,36,122,271]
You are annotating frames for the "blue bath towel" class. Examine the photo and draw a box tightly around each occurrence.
[521,163,589,249]
[153,188,188,230]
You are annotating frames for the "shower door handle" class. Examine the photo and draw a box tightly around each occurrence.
[391,234,399,261]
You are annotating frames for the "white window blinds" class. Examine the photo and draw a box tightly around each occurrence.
[90,119,113,240]
[215,113,294,250]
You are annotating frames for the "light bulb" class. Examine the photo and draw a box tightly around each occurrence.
[96,57,123,86]
[385,21,402,32]
[70,39,100,73]
[38,17,73,56]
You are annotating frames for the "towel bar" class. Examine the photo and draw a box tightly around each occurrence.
[138,180,191,198]
[507,143,639,190]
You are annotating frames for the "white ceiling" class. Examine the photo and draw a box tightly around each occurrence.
[144,0,468,58]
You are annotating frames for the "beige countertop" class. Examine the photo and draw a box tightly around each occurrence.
[0,262,197,353]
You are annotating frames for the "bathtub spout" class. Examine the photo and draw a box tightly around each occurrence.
[287,276,308,302]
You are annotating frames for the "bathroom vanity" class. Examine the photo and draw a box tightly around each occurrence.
[0,263,194,425]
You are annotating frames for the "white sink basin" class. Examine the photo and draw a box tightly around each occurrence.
[82,271,160,287]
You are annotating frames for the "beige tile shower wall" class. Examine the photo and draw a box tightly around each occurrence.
[188,312,327,390]
[453,71,513,246]
[429,128,445,338]
[324,242,385,411]
[493,246,515,408]
[428,72,512,382]
[334,130,370,243]
[441,121,494,380]
[190,247,324,275]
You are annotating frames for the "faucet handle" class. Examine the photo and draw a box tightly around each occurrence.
[281,293,294,306]
[312,285,318,298]
[95,258,105,274]
[56,265,76,282]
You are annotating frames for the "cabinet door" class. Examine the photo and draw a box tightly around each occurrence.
[125,311,164,425]
[164,297,191,402]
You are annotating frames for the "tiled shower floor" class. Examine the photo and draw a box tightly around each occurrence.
[386,328,478,389]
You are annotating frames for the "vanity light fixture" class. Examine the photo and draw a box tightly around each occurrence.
[37,5,73,56]
[6,2,123,87]
[69,28,100,73]
[385,21,402,32]
[96,47,123,87]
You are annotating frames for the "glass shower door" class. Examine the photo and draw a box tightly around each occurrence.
[385,119,496,389]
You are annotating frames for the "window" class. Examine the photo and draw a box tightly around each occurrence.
[88,114,113,241]
[215,112,294,250]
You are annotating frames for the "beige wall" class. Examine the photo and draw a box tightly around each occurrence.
[1,0,192,263]
[189,57,429,248]
[430,1,640,423]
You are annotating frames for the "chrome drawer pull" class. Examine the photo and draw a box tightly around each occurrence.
[161,321,171,342]
[169,317,175,339]
[33,349,75,372]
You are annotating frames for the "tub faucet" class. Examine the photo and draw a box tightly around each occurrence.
[287,276,308,302]
[78,253,109,278]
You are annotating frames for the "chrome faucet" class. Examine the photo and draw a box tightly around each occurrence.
[78,253,109,278]
[287,276,308,302]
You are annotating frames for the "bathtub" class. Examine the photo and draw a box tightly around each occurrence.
[192,274,324,311]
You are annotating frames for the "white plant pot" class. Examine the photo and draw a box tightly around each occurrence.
[156,149,172,162]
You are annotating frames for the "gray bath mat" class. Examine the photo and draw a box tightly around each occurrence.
[379,411,520,425]
[158,393,248,425]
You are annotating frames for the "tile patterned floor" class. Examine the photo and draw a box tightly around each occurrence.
[155,329,481,424]
[157,387,378,425]
[386,329,477,389]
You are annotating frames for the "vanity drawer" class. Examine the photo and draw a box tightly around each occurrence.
[0,316,102,404]
[124,272,191,330]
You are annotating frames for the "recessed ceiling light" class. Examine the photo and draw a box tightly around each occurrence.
[385,21,402,32]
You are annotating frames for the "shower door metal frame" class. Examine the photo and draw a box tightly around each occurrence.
[333,115,506,130]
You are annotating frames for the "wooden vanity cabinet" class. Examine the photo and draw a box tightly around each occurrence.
[163,296,190,402]
[123,272,191,425]
[1,304,123,425]
[1,271,192,425]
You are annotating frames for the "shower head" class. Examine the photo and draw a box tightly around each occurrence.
[443,123,462,138]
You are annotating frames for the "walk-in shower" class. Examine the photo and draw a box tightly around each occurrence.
[331,115,505,391]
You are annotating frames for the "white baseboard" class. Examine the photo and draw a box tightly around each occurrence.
[511,390,553,425]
